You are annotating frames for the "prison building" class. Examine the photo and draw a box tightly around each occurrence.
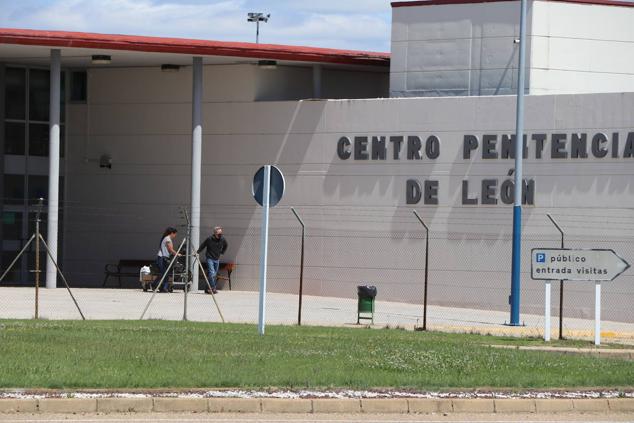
[1,0,633,323]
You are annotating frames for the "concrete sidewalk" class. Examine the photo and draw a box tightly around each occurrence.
[0,288,633,342]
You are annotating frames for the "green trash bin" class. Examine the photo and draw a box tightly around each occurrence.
[357,285,377,324]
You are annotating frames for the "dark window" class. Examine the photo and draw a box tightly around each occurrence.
[2,211,23,240]
[28,123,49,156]
[24,176,64,205]
[3,174,25,205]
[70,71,87,102]
[5,67,26,120]
[4,122,26,155]
[27,175,48,201]
[27,69,66,122]
[27,124,65,158]
[0,251,22,283]
[29,69,50,122]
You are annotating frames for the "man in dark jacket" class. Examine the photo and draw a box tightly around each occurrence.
[198,226,228,294]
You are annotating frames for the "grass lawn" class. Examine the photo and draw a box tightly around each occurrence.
[0,320,632,390]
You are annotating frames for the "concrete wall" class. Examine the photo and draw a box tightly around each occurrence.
[530,1,634,95]
[391,0,528,97]
[391,0,634,97]
[63,64,634,322]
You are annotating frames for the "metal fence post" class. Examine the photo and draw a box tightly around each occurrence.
[34,199,44,319]
[291,207,305,326]
[181,207,192,321]
[546,213,565,340]
[413,210,430,331]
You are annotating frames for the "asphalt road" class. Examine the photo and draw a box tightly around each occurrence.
[1,413,633,423]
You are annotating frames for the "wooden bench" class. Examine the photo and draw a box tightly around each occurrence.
[103,259,236,290]
[200,262,236,290]
[103,259,154,288]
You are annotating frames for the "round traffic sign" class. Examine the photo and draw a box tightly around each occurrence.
[252,165,285,207]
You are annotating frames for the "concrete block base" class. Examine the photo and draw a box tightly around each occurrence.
[361,399,409,413]
[261,398,312,413]
[38,398,97,413]
[312,399,361,413]
[207,398,261,413]
[96,398,153,413]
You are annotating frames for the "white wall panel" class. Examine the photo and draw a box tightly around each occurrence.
[391,1,523,97]
[531,1,634,42]
[392,0,634,97]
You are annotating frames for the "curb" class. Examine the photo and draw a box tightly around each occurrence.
[0,398,632,414]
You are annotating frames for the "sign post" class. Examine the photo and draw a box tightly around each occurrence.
[531,248,629,345]
[544,280,551,342]
[258,165,270,336]
[595,281,601,346]
[252,165,285,336]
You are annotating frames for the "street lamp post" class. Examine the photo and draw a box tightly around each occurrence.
[509,0,528,326]
[247,12,270,44]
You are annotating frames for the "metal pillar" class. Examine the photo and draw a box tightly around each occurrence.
[312,65,322,99]
[509,0,528,325]
[182,207,192,320]
[256,21,260,44]
[190,57,203,291]
[34,201,42,318]
[45,49,61,289]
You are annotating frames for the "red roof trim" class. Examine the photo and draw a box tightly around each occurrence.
[392,0,634,7]
[0,28,390,67]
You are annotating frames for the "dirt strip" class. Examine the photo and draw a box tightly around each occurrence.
[1,388,633,400]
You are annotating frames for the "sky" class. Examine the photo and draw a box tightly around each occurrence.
[0,0,393,52]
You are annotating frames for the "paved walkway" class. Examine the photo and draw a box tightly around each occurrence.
[0,288,632,342]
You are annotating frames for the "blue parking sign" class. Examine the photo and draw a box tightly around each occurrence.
[536,253,546,263]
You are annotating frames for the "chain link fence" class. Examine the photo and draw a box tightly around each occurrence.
[1,205,633,339]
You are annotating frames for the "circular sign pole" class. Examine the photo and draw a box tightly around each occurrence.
[252,164,285,336]
[258,165,271,336]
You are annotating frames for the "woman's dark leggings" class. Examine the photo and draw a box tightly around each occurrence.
[152,256,170,291]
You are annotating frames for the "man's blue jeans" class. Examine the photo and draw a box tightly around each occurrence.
[206,258,220,289]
